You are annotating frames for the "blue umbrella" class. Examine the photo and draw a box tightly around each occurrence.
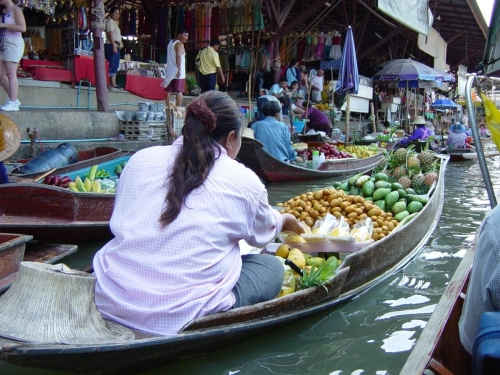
[373,58,455,82]
[335,26,359,144]
[430,98,460,109]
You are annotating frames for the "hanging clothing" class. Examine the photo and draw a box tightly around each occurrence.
[121,8,129,37]
[323,32,332,60]
[254,0,264,31]
[219,4,229,35]
[316,32,325,60]
[138,8,146,35]
[330,31,341,59]
[204,4,211,46]
[128,8,136,36]
[211,6,220,39]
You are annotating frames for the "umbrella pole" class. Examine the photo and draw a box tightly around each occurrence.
[345,93,351,145]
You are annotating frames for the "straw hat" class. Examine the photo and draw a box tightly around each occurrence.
[0,114,21,162]
[242,127,255,139]
[411,116,427,125]
[0,262,135,344]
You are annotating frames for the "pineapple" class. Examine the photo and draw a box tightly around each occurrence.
[398,176,412,189]
[417,150,436,172]
[407,157,420,170]
[392,165,407,179]
[393,148,408,166]
[423,171,438,187]
[411,173,426,194]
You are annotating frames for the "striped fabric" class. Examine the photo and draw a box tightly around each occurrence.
[93,138,282,335]
[459,205,500,353]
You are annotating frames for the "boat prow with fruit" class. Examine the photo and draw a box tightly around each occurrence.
[236,136,385,183]
[0,148,448,375]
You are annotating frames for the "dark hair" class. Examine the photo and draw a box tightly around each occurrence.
[262,101,281,117]
[291,81,298,87]
[280,78,288,83]
[210,38,220,46]
[160,91,242,226]
[290,58,298,66]
[108,6,119,14]
[278,96,286,105]
[177,28,188,35]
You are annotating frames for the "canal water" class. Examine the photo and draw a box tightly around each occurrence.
[1,148,500,375]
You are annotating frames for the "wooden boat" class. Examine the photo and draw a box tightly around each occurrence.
[0,233,32,293]
[0,242,78,294]
[0,155,132,243]
[0,156,449,375]
[443,148,499,161]
[10,146,127,179]
[237,137,385,183]
[399,226,475,375]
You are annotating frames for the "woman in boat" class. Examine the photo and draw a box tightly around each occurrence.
[479,123,490,137]
[93,91,304,336]
[459,204,500,354]
[301,100,332,134]
[252,100,304,163]
[446,123,468,149]
[398,116,432,146]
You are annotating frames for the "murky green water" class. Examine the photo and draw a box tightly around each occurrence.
[2,148,500,375]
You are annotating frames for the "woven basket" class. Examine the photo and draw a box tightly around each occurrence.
[0,262,135,344]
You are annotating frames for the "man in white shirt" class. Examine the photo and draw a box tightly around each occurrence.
[270,79,290,114]
[310,69,324,103]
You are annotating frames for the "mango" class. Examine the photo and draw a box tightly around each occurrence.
[306,257,324,268]
[288,248,306,269]
[275,244,291,258]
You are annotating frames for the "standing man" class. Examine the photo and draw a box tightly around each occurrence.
[285,58,301,87]
[164,29,189,107]
[310,69,324,103]
[197,39,225,92]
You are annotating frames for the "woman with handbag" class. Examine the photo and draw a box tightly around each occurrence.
[104,7,123,90]
[0,0,25,111]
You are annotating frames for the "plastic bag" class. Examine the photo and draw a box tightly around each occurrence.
[350,218,374,242]
[279,231,306,244]
[328,216,350,236]
[275,257,296,297]
[311,213,338,234]
[99,178,116,192]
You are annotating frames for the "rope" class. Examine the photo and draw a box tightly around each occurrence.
[91,2,105,31]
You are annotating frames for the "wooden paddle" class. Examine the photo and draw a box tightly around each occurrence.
[33,168,57,183]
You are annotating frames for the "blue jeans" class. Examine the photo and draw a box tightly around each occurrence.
[232,254,284,308]
[199,72,216,92]
[104,44,120,77]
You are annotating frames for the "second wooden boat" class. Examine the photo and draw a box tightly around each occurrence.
[237,137,385,183]
[0,156,449,375]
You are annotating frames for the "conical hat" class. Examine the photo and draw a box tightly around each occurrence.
[0,262,135,344]
[0,114,21,162]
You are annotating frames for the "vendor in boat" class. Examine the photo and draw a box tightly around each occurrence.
[92,91,304,336]
[480,123,490,137]
[459,204,500,355]
[0,114,21,184]
[252,101,304,163]
[398,116,432,146]
[446,123,468,149]
[301,101,332,134]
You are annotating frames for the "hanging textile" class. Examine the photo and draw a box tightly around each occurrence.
[323,31,332,60]
[297,36,306,64]
[302,33,312,62]
[178,5,185,34]
[309,32,318,61]
[291,33,298,60]
[220,2,229,35]
[129,8,136,36]
[204,3,211,45]
[189,5,197,47]
[157,5,166,48]
[138,8,145,35]
[316,32,325,60]
[253,0,264,31]
[211,6,220,39]
[197,5,205,47]
[244,0,252,31]
[330,30,341,59]
[121,8,130,37]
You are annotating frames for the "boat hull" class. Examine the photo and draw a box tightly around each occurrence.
[0,157,450,374]
[11,147,126,179]
[237,138,385,183]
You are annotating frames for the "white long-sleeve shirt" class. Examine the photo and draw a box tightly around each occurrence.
[93,138,282,335]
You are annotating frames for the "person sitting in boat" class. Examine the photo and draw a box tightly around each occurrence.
[92,91,304,336]
[252,101,304,163]
[301,100,332,134]
[446,123,468,149]
[459,204,500,355]
[480,123,490,137]
[256,88,283,122]
[398,116,431,146]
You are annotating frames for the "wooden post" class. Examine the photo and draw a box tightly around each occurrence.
[92,0,108,112]
[345,93,351,145]
[370,102,375,131]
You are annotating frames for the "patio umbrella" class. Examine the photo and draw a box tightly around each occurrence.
[430,98,460,109]
[335,26,358,145]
